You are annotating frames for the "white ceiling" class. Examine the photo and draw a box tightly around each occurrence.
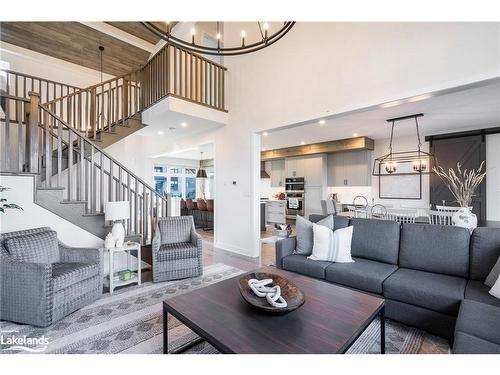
[157,143,214,160]
[262,79,500,150]
[136,110,224,140]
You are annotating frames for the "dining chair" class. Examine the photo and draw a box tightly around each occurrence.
[429,209,454,225]
[346,205,368,218]
[386,208,418,224]
[370,204,388,219]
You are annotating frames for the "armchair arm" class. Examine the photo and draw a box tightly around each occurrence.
[191,227,202,249]
[59,243,102,264]
[152,224,161,258]
[0,256,53,327]
[275,236,296,269]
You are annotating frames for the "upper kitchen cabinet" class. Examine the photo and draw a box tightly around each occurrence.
[303,154,327,187]
[285,157,305,178]
[327,150,372,186]
[265,159,285,187]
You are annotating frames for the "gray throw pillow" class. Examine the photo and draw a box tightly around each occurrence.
[485,256,500,287]
[296,215,334,255]
[5,230,60,264]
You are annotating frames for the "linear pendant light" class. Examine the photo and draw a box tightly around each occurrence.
[372,113,436,176]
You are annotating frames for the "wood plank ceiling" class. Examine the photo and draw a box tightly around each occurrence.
[105,22,169,45]
[0,22,153,76]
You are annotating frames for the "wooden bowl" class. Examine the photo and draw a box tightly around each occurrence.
[238,272,305,314]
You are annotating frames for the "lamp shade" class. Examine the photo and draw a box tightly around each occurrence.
[105,201,130,221]
[196,168,207,179]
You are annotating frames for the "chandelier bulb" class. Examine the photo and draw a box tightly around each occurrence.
[241,30,246,46]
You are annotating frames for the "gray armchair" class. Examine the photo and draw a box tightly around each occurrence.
[152,216,203,282]
[0,227,103,327]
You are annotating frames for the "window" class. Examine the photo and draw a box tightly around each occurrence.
[185,177,196,199]
[170,177,181,197]
[154,176,167,195]
[153,165,197,198]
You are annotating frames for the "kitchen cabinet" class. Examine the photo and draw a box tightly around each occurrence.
[327,150,372,186]
[285,157,305,178]
[304,155,326,187]
[265,159,285,187]
[266,201,286,224]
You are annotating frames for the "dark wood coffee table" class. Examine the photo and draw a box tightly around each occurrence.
[163,266,385,354]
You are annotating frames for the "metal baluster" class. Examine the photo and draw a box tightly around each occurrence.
[44,111,51,187]
[90,144,96,212]
[109,160,113,202]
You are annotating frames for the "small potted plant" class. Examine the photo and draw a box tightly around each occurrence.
[0,185,23,214]
[432,161,486,232]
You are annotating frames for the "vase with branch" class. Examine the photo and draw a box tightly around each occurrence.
[432,161,486,232]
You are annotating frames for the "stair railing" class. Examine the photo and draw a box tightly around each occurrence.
[1,92,167,244]
[1,69,81,123]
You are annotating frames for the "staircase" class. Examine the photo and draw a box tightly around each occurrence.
[0,43,227,244]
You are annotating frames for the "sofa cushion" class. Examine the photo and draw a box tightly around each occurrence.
[465,280,500,308]
[454,299,500,348]
[470,227,500,281]
[4,230,59,264]
[296,215,333,255]
[399,224,470,277]
[350,218,400,265]
[453,331,500,354]
[309,214,349,231]
[282,254,332,279]
[325,257,398,294]
[157,243,198,262]
[484,256,500,287]
[158,217,193,245]
[52,262,100,292]
[383,268,466,315]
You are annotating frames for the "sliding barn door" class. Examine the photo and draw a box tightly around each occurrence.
[430,135,486,220]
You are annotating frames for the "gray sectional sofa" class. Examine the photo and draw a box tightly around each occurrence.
[275,215,500,354]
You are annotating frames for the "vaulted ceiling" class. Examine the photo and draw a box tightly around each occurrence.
[0,22,170,76]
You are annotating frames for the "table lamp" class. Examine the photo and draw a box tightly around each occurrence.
[105,201,130,248]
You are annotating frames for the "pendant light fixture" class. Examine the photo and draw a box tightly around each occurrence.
[372,113,435,176]
[196,152,207,179]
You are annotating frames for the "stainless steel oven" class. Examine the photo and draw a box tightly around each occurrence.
[285,177,305,219]
[285,177,305,193]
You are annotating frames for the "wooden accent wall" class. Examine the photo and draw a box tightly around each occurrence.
[261,136,374,161]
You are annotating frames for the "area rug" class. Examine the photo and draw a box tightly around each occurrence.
[1,263,449,354]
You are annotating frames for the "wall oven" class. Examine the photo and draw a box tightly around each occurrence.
[285,177,305,219]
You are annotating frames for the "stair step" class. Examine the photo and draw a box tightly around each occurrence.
[60,200,88,205]
[82,212,105,217]
[37,186,65,191]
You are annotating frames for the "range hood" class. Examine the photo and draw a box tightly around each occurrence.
[260,162,270,179]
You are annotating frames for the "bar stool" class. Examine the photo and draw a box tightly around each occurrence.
[205,199,214,231]
[196,199,208,228]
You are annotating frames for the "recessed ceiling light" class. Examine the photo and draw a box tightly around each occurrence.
[181,122,188,127]
[262,132,268,136]
[300,141,305,145]
[158,130,164,135]
[353,133,359,137]
[318,119,326,125]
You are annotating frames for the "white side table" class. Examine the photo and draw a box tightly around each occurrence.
[103,242,141,295]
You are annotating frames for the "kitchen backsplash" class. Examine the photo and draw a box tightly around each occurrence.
[327,186,373,204]
[260,179,285,199]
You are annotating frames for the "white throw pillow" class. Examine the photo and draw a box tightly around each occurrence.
[331,226,354,263]
[489,275,500,300]
[308,223,333,261]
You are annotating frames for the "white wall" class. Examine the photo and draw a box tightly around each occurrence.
[217,22,499,257]
[1,42,113,88]
[487,133,500,220]
[0,174,102,247]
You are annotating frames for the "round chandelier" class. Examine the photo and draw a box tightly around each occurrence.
[141,21,296,56]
